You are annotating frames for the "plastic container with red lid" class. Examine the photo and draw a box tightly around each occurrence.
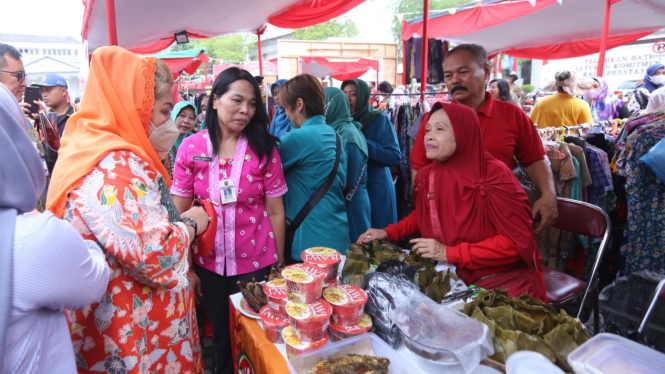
[285,299,332,343]
[282,326,329,358]
[263,278,288,317]
[323,284,368,327]
[282,263,326,304]
[302,247,342,287]
[328,313,372,342]
[259,305,289,343]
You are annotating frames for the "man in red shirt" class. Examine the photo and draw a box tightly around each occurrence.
[411,44,558,233]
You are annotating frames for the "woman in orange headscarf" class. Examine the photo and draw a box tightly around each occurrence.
[47,46,209,373]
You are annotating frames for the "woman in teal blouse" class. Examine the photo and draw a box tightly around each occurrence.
[324,87,371,243]
[278,75,349,261]
[341,79,400,229]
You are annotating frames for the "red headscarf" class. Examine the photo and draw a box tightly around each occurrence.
[414,102,546,301]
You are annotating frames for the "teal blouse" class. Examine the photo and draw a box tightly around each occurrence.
[278,115,349,260]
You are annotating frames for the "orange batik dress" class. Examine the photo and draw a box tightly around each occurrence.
[61,150,202,374]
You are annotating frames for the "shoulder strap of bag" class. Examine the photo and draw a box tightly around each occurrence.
[288,133,341,231]
[344,163,366,207]
[428,167,445,243]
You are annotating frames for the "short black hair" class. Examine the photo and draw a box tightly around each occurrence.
[0,43,22,69]
[443,44,487,68]
[509,73,519,82]
[378,81,393,94]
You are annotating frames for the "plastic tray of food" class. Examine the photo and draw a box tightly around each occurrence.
[567,333,665,374]
[287,333,410,374]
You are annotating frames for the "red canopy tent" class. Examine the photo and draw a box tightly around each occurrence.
[143,48,210,79]
[81,0,367,76]
[300,57,380,81]
[403,0,665,80]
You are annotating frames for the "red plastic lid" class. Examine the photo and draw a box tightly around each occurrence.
[259,305,289,328]
[285,299,332,322]
[282,326,329,350]
[302,247,342,266]
[323,284,368,307]
[329,313,373,334]
[263,279,288,300]
[282,263,326,284]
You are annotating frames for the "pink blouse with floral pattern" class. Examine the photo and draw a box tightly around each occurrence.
[171,130,287,276]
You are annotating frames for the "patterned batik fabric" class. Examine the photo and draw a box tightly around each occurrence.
[62,150,202,374]
[625,126,665,276]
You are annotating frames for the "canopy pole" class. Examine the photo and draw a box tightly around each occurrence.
[420,0,429,100]
[257,30,264,77]
[402,20,408,86]
[597,0,612,77]
[106,0,118,46]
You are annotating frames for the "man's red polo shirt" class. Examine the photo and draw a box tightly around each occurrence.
[411,92,545,170]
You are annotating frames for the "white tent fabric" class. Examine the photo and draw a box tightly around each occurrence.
[408,0,665,56]
[83,0,301,52]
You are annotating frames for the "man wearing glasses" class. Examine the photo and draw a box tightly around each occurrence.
[0,43,28,104]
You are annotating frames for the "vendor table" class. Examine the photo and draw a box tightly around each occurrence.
[228,292,499,374]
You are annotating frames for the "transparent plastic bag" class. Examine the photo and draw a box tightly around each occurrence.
[640,137,665,183]
[389,293,494,374]
[363,270,419,348]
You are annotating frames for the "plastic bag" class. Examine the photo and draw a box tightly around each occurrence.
[389,293,494,374]
[363,269,419,348]
[640,137,665,183]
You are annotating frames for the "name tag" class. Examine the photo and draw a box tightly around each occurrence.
[192,156,213,162]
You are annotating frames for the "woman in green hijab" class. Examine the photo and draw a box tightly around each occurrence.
[341,79,400,230]
[324,87,371,242]
[168,101,197,178]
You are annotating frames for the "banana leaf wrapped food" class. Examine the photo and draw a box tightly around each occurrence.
[308,354,390,374]
[464,289,589,371]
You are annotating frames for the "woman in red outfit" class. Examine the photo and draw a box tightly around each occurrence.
[358,102,547,302]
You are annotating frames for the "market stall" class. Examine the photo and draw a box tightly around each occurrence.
[401,0,665,83]
[81,0,367,75]
[142,47,210,79]
[299,57,379,82]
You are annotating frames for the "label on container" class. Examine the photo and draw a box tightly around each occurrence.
[285,299,332,322]
[323,284,368,307]
[329,313,372,334]
[302,247,342,266]
[263,279,288,299]
[259,305,289,328]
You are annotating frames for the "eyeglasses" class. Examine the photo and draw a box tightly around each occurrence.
[38,113,61,151]
[0,69,27,83]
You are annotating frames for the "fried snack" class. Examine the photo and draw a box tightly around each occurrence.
[238,280,268,313]
[308,354,390,374]
[266,263,286,281]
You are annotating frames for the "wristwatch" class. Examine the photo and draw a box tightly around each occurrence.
[181,217,198,236]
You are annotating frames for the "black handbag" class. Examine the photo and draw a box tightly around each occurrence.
[512,158,541,207]
[284,134,341,261]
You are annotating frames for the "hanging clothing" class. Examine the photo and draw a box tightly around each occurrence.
[269,80,292,139]
[323,87,371,243]
[44,46,202,373]
[170,100,198,160]
[625,126,665,276]
[384,103,547,302]
[278,115,350,260]
[588,77,628,121]
[342,79,400,229]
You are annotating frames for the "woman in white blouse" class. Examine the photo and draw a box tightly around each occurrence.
[0,84,109,374]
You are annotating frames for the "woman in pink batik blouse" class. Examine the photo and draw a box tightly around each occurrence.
[171,67,287,374]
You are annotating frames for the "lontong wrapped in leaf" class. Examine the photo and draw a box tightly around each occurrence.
[349,243,370,257]
[543,324,578,372]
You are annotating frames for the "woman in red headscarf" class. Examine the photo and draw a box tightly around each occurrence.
[358,103,547,302]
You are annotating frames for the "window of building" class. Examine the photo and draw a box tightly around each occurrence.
[74,50,78,56]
